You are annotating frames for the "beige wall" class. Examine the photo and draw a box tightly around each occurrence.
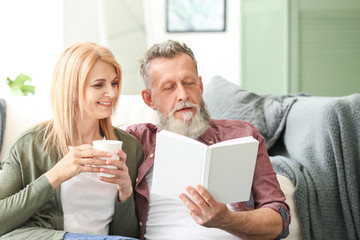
[63,0,147,95]
[144,0,241,86]
[0,0,63,99]
[0,0,242,98]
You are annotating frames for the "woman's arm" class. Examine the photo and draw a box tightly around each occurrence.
[111,194,139,238]
[0,160,57,236]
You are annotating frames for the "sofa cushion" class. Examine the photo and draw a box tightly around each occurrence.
[203,75,296,149]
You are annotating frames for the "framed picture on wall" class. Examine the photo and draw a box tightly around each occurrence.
[166,0,226,33]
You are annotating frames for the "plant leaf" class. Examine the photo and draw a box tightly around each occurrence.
[6,74,35,96]
[21,85,35,96]
[6,77,13,85]
[12,74,32,86]
[9,86,23,96]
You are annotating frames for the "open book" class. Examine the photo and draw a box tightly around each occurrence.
[152,130,259,203]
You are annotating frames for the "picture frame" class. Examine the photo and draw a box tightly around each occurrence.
[166,0,226,33]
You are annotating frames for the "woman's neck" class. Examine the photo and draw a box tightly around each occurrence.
[73,119,104,146]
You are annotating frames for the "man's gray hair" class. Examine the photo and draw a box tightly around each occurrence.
[139,40,198,90]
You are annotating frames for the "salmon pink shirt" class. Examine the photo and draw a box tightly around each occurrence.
[127,119,290,240]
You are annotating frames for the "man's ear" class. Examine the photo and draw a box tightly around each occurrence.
[141,89,156,110]
[199,76,204,94]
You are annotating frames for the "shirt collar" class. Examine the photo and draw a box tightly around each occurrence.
[155,120,217,145]
[198,120,217,145]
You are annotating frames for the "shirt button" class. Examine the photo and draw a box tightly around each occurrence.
[136,178,139,183]
[139,221,143,227]
[209,140,214,144]
[149,153,154,158]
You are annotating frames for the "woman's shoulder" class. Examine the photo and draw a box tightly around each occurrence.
[1,123,49,164]
[113,127,143,150]
[9,123,48,147]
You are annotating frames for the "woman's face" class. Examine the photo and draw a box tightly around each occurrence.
[82,60,119,121]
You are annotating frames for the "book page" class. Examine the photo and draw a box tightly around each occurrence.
[151,130,206,200]
[207,137,259,203]
[152,131,259,204]
[212,136,257,147]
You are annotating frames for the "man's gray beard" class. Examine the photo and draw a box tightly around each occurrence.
[156,100,211,139]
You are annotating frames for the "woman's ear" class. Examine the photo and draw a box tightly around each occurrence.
[141,89,156,110]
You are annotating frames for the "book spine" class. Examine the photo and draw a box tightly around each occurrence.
[200,148,211,188]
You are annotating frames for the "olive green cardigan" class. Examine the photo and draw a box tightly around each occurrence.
[0,124,143,239]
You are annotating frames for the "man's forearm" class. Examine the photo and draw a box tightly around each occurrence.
[220,208,283,240]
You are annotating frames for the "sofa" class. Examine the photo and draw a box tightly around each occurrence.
[202,76,360,240]
[1,75,359,239]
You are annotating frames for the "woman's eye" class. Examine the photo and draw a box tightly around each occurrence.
[112,81,118,86]
[94,83,103,88]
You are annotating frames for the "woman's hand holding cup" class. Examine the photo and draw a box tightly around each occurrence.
[45,144,111,190]
[92,140,132,202]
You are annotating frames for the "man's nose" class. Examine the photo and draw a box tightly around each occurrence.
[176,84,189,102]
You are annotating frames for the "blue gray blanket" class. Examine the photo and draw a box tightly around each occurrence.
[270,94,360,240]
[0,98,5,160]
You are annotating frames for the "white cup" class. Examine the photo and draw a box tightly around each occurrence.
[92,140,123,178]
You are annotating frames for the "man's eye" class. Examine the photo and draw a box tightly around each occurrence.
[164,85,174,90]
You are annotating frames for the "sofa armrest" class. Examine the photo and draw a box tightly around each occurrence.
[277,174,303,240]
[0,96,52,160]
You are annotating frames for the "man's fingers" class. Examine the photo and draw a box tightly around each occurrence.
[195,184,216,208]
[186,185,211,209]
[179,193,199,214]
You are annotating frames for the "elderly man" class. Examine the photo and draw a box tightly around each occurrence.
[127,40,290,240]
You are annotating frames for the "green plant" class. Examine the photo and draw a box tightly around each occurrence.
[6,74,35,96]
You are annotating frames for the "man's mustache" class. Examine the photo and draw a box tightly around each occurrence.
[169,101,199,117]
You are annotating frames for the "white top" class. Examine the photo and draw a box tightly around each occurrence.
[144,166,242,240]
[61,146,118,235]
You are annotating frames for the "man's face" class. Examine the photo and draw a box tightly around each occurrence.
[156,99,211,139]
[142,53,210,139]
[148,53,203,122]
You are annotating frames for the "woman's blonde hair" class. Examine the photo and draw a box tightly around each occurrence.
[43,41,122,157]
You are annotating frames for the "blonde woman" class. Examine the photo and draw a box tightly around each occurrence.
[0,42,143,239]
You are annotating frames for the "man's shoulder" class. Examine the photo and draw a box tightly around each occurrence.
[126,123,158,142]
[114,127,141,145]
[209,119,255,130]
[126,123,158,133]
[208,119,262,140]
